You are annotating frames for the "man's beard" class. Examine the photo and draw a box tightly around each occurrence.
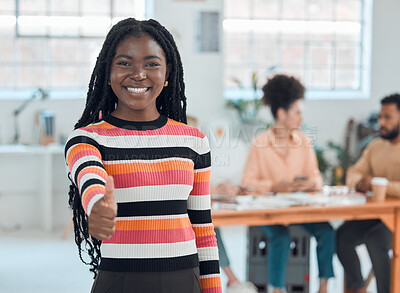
[380,125,400,140]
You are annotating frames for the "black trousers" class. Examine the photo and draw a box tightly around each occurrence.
[91,267,201,293]
[336,219,392,293]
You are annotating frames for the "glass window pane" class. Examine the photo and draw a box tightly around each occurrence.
[0,38,14,62]
[0,66,14,87]
[308,69,332,89]
[335,69,360,89]
[336,45,360,66]
[224,33,251,65]
[19,0,46,14]
[114,0,146,18]
[82,0,109,16]
[50,0,79,15]
[281,44,305,66]
[308,0,334,20]
[16,65,48,88]
[282,0,306,20]
[50,66,83,88]
[50,39,81,63]
[254,34,279,66]
[16,39,47,62]
[253,0,280,19]
[336,0,361,21]
[2,0,15,12]
[309,45,332,68]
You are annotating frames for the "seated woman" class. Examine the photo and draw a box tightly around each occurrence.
[241,74,335,293]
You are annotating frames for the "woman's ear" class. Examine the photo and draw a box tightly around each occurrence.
[276,108,287,122]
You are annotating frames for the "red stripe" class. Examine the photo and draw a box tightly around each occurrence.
[82,187,104,210]
[77,168,106,188]
[113,170,194,188]
[195,235,217,248]
[104,226,195,244]
[70,149,100,168]
[82,124,204,138]
[190,181,210,196]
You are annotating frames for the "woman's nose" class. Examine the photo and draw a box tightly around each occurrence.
[131,67,146,80]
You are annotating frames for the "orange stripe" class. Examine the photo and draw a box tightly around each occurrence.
[105,160,194,175]
[192,226,215,237]
[194,170,210,182]
[85,121,115,129]
[78,167,107,185]
[82,184,104,205]
[67,143,101,165]
[166,119,184,126]
[200,276,221,289]
[116,217,192,231]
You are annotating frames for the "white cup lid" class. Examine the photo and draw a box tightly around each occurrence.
[371,177,388,185]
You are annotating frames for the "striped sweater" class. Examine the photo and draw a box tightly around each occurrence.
[65,114,222,292]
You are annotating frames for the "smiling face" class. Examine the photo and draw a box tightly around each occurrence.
[110,34,171,121]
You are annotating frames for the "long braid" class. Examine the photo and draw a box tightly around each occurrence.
[68,18,188,277]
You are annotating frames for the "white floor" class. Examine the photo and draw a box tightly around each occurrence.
[0,226,377,293]
[0,228,93,293]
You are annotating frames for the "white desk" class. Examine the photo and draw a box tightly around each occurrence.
[0,144,65,231]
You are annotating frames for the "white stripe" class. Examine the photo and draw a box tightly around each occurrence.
[200,273,220,279]
[65,130,97,158]
[197,247,219,262]
[188,194,211,210]
[103,157,194,165]
[114,185,192,203]
[70,155,103,180]
[94,134,209,155]
[86,193,104,216]
[194,166,211,173]
[79,173,106,189]
[101,239,197,258]
[117,214,188,221]
[192,223,214,228]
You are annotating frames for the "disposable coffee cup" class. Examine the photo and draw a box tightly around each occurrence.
[371,177,388,202]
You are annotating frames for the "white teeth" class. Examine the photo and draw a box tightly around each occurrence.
[126,87,148,93]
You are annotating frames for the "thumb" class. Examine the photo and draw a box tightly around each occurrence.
[104,175,116,206]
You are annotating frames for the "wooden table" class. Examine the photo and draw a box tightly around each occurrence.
[211,197,400,293]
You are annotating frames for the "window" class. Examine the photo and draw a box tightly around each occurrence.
[223,0,372,100]
[0,0,149,99]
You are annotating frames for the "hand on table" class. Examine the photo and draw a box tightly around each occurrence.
[356,176,373,193]
[272,180,295,193]
[88,176,118,241]
[292,177,316,192]
[214,182,240,199]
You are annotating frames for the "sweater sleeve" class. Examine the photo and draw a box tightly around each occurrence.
[241,141,273,193]
[64,129,107,216]
[304,137,323,190]
[346,143,372,191]
[187,135,222,293]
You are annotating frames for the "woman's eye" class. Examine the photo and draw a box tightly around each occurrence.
[117,61,130,66]
[146,62,160,67]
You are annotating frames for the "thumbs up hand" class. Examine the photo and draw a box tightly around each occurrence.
[88,176,118,241]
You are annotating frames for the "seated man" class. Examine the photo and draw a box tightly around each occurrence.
[241,74,335,293]
[337,93,400,293]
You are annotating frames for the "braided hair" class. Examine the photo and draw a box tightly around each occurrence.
[68,18,187,277]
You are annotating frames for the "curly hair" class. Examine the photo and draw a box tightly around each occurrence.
[261,74,305,119]
[68,18,187,278]
[381,93,400,110]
